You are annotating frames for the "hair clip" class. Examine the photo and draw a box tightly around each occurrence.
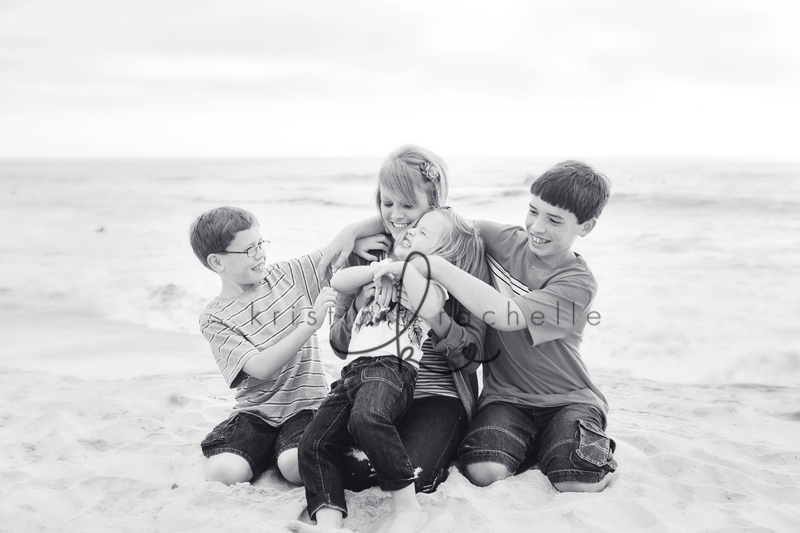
[419,161,440,181]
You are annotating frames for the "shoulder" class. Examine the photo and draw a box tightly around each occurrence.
[547,255,597,292]
[476,221,526,256]
[199,285,268,323]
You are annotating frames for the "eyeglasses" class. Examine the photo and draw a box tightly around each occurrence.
[215,240,270,258]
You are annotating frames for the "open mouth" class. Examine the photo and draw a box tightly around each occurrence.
[391,221,409,229]
[252,262,266,271]
[530,235,549,245]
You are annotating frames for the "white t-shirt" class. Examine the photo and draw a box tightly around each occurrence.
[347,281,447,368]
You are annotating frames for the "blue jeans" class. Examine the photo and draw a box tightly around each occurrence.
[459,402,617,485]
[298,357,417,520]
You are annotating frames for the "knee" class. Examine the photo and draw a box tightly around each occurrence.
[464,462,511,487]
[276,449,302,485]
[553,477,611,493]
[347,408,380,440]
[204,453,253,485]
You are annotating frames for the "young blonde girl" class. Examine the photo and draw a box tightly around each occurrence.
[293,207,484,533]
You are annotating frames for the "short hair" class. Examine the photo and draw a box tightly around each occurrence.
[426,208,486,279]
[530,160,611,224]
[189,206,258,270]
[375,144,449,212]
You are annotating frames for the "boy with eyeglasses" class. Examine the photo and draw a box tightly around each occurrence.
[189,206,337,486]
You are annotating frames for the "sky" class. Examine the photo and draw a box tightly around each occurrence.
[0,0,798,158]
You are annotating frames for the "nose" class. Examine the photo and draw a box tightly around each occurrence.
[391,205,406,220]
[530,217,547,234]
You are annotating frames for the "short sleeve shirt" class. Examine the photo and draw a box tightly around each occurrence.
[478,221,609,419]
[347,281,447,368]
[199,251,331,426]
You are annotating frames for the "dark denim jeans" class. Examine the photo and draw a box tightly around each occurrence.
[200,410,313,478]
[337,395,468,494]
[298,357,417,520]
[459,402,617,485]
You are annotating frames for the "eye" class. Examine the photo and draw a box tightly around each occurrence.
[402,204,413,209]
[529,208,537,214]
[549,219,561,225]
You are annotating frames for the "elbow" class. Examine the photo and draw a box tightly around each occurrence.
[330,280,357,294]
[330,276,346,292]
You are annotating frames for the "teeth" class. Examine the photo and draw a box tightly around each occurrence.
[530,235,548,244]
[392,222,409,228]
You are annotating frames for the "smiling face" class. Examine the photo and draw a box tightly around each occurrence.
[394,210,451,261]
[379,187,430,241]
[212,225,268,296]
[525,194,594,267]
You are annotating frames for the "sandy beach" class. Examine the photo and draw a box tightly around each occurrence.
[2,311,799,533]
[3,0,800,528]
[2,157,799,532]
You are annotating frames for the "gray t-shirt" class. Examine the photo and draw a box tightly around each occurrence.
[478,221,609,421]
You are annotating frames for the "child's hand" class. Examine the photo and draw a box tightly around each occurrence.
[353,234,392,262]
[355,283,375,310]
[373,276,397,309]
[372,260,405,281]
[320,232,357,273]
[301,287,337,331]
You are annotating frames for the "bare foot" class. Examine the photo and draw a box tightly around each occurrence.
[384,484,422,533]
[288,508,345,532]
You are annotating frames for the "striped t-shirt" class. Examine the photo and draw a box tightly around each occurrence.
[200,250,330,426]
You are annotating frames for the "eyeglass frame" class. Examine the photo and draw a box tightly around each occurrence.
[213,239,270,258]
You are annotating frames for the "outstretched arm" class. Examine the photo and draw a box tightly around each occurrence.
[320,215,386,272]
[331,263,386,294]
[413,256,526,331]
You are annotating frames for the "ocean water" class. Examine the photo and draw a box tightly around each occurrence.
[2,158,799,387]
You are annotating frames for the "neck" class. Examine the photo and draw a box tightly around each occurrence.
[536,249,575,269]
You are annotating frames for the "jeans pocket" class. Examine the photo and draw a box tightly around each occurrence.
[573,420,617,472]
[201,414,239,449]
[361,360,405,393]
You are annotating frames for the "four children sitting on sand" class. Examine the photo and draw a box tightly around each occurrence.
[188,151,617,532]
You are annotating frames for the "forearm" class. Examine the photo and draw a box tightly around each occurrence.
[242,323,316,380]
[343,215,385,240]
[397,265,444,318]
[426,256,525,331]
[331,265,378,293]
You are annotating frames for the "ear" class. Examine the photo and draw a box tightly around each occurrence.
[207,253,225,273]
[578,218,597,237]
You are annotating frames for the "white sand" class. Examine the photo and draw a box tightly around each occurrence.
[2,312,799,533]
